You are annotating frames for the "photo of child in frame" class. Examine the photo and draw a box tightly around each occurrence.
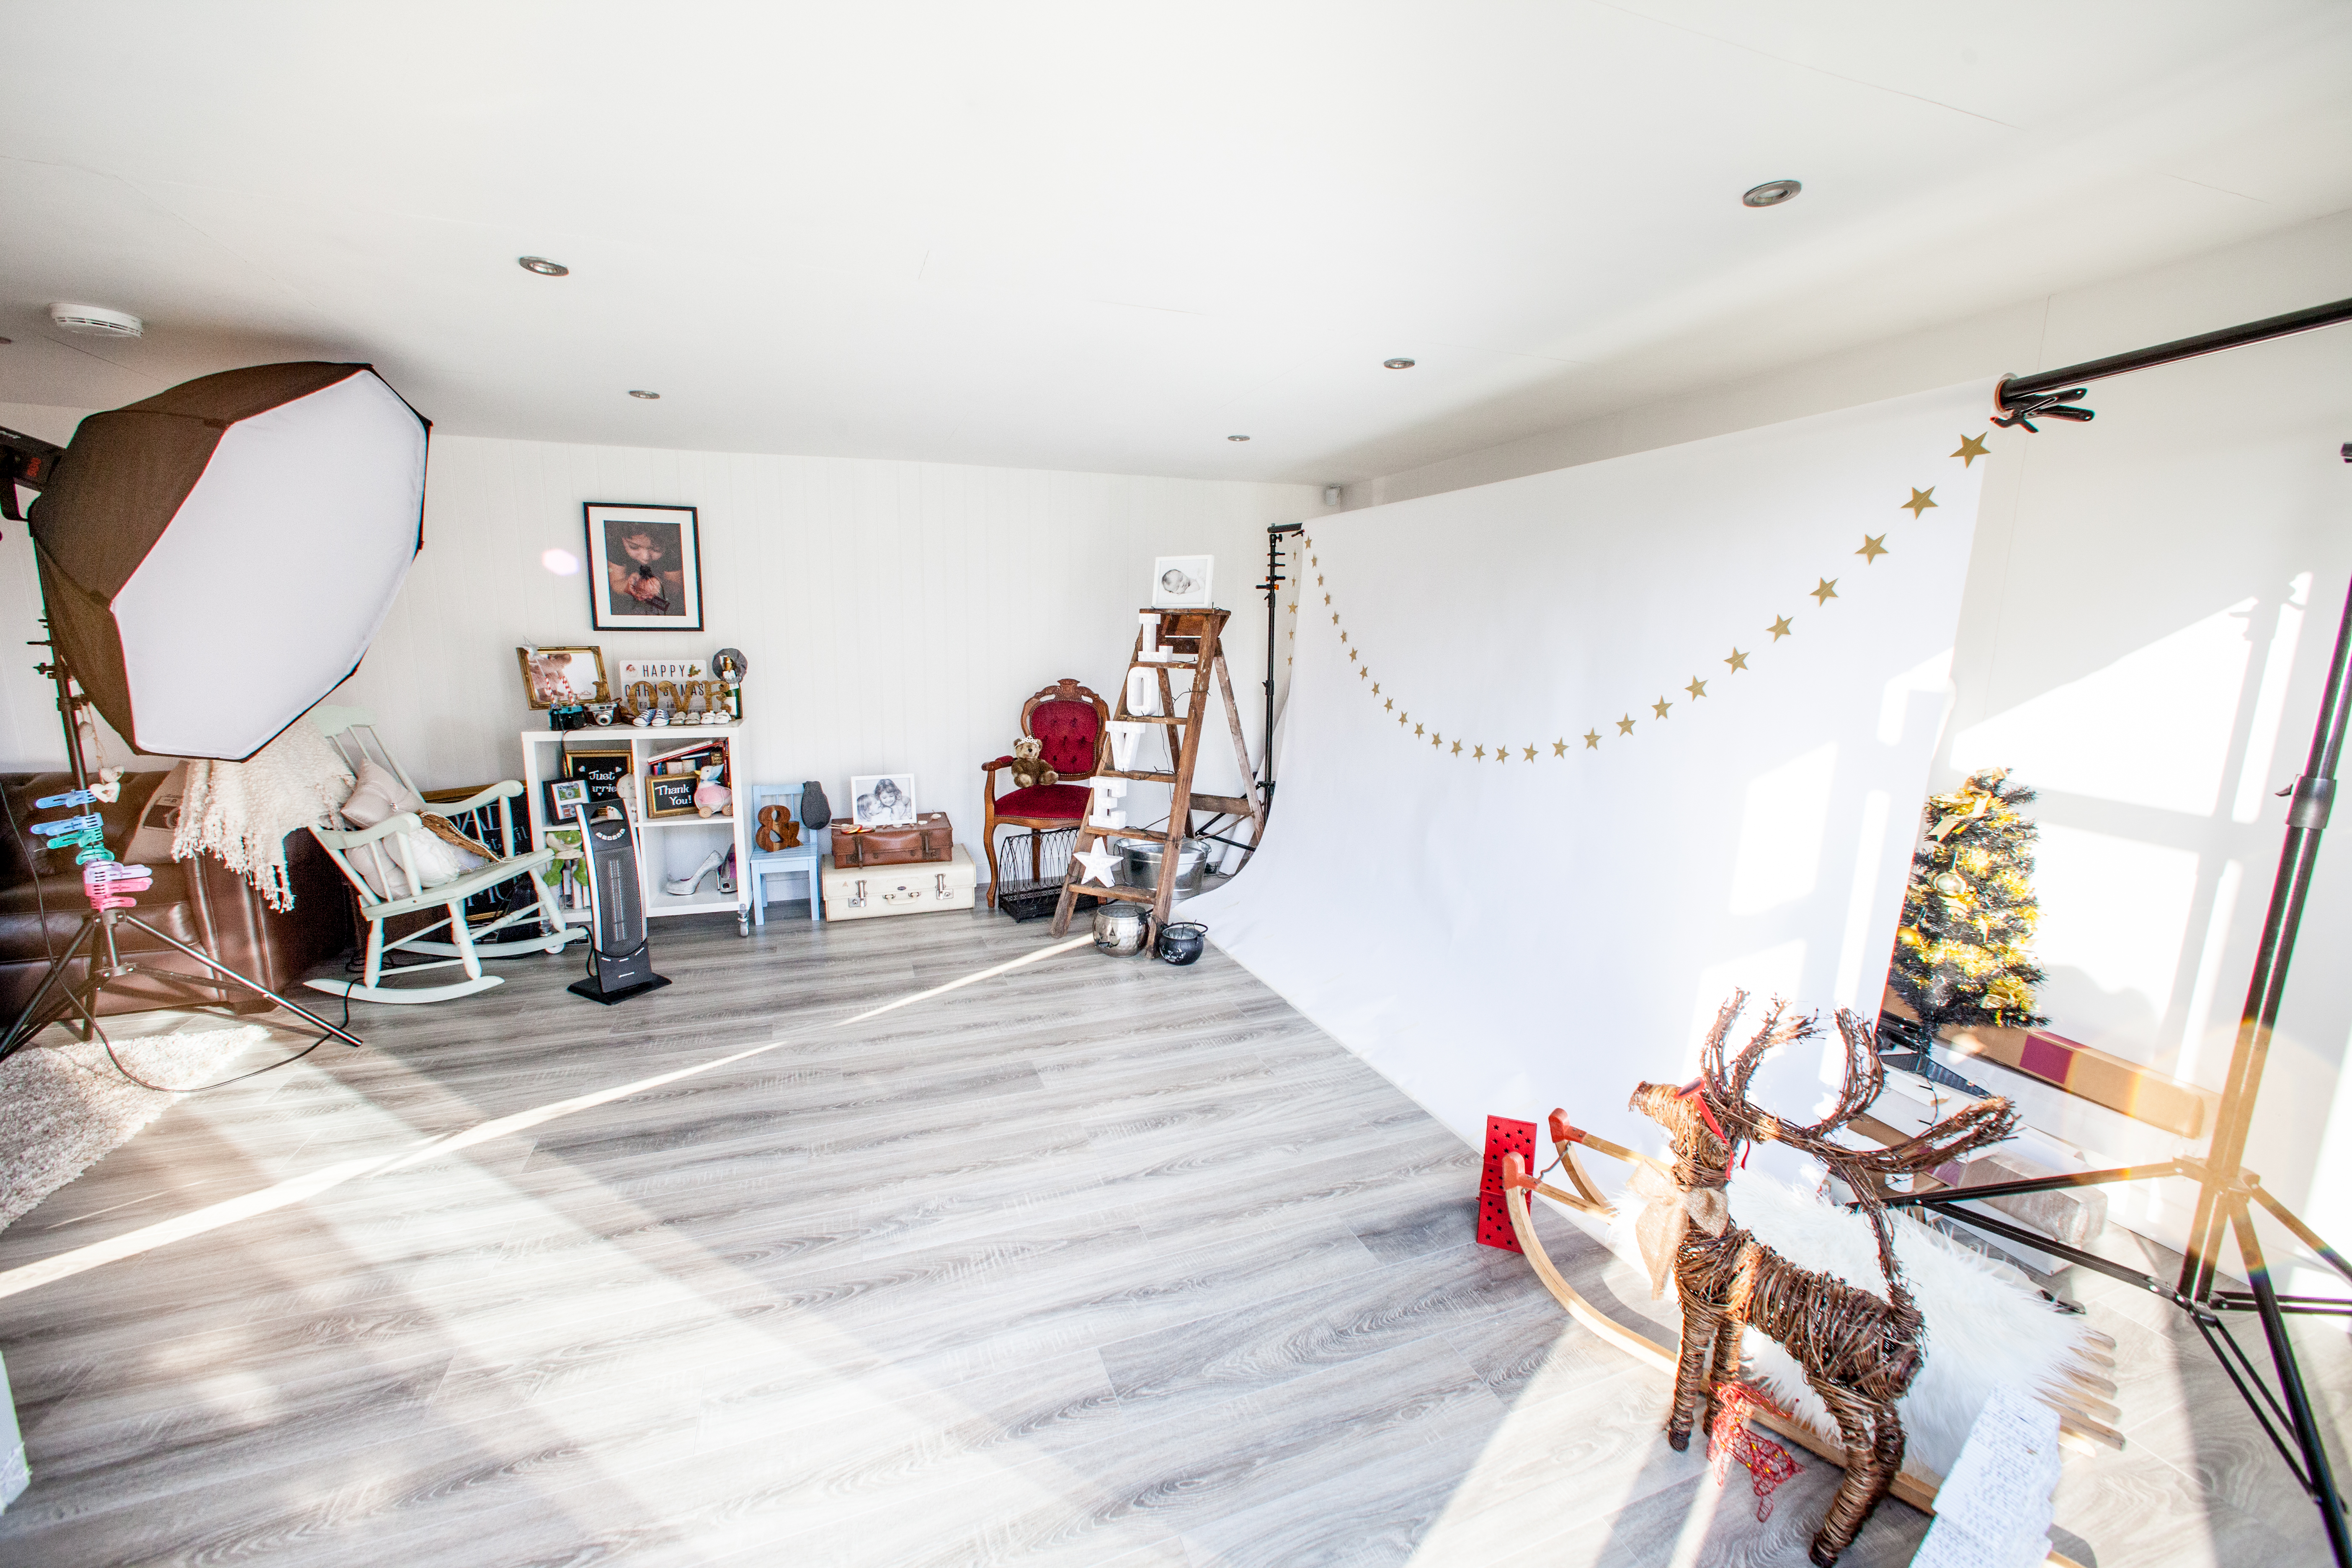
[585,504,704,631]
[605,519,686,618]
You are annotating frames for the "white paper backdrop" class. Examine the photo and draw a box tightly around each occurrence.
[1188,384,1991,1158]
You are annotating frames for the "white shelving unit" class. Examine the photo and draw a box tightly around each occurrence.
[519,722,755,936]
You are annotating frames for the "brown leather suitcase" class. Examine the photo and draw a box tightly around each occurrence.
[831,811,954,867]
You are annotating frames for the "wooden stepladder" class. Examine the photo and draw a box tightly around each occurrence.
[1050,607,1265,938]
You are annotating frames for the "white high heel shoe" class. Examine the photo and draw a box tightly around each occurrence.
[715,849,737,895]
[664,849,725,896]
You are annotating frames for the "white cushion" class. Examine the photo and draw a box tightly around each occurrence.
[338,760,472,901]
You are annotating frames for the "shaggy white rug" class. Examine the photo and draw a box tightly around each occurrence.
[1618,1168,2107,1480]
[0,1026,269,1233]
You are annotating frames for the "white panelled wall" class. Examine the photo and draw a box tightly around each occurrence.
[0,412,1314,885]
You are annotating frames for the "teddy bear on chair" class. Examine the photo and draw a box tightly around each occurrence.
[1006,737,1059,791]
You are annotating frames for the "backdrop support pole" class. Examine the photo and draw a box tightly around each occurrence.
[1258,522,1303,807]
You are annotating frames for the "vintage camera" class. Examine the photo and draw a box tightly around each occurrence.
[548,703,590,731]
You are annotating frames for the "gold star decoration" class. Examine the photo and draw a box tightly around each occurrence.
[1338,629,1348,643]
[1952,433,1988,467]
[1857,534,1888,563]
[1287,602,1297,614]
[1450,740,1462,755]
[1398,712,1408,726]
[1902,486,1938,519]
[1331,612,1338,624]
[1768,616,1794,640]
[1523,745,1537,762]
[1371,682,1380,694]
[1616,715,1636,736]
[1382,697,1393,710]
[1686,677,1707,699]
[1414,723,1425,736]
[1584,730,1602,749]
[1652,697,1672,720]
[1430,731,1440,746]
[1473,744,1485,760]
[1495,747,1507,765]
[1323,593,1331,605]
[1347,648,1358,661]
[1317,574,1325,586]
[1811,578,1839,605]
[1725,647,1749,672]
[1357,666,1369,678]
[1553,738,1568,756]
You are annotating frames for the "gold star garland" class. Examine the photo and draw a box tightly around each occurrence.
[1291,436,1986,760]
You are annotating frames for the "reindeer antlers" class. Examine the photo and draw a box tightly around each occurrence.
[1695,997,2017,1184]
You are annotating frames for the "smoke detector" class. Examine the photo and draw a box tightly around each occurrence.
[49,303,143,338]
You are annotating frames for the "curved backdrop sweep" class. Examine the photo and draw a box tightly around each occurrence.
[1188,383,1990,1161]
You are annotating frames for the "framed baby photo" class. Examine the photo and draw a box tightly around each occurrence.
[1151,554,1213,609]
[850,774,917,828]
[585,502,704,631]
[516,645,610,709]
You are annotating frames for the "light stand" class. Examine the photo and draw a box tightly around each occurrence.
[1875,386,2352,1558]
[0,640,364,1060]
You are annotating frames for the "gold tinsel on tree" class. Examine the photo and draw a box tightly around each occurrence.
[1889,767,2048,1032]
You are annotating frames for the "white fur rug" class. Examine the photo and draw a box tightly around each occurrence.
[1617,1168,2105,1479]
[0,1026,268,1232]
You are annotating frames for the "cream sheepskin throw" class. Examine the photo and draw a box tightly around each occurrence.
[1618,1167,2108,1480]
[171,718,353,909]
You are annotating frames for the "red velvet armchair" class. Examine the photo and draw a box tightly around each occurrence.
[981,678,1110,906]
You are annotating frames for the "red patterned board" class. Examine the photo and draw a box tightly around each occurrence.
[1478,1115,1540,1251]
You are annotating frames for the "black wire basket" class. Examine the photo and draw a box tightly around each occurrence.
[994,828,1100,922]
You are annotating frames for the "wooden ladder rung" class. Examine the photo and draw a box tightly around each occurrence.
[1080,825,1176,843]
[1186,792,1253,814]
[1098,768,1177,782]
[1119,715,1187,725]
[1078,883,1156,905]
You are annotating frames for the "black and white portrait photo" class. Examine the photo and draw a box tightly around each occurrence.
[1151,554,1213,609]
[851,773,917,828]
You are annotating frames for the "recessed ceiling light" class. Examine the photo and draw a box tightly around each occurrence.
[1383,358,1416,370]
[1228,434,1251,442]
[1742,180,1802,208]
[518,256,570,276]
[49,303,143,338]
[628,389,661,400]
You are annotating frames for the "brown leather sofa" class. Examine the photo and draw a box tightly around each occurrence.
[0,770,351,1030]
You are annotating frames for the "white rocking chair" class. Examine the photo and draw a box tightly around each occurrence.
[304,706,584,1003]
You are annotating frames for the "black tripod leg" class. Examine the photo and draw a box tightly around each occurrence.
[118,916,364,1049]
[0,915,96,1058]
[2231,1198,2352,1564]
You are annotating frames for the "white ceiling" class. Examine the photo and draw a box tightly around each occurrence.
[3,3,2348,484]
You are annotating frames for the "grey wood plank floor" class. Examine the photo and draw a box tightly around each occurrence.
[0,908,2342,1565]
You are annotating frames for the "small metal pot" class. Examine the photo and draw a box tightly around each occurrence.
[1156,921,1207,966]
[1091,903,1150,957]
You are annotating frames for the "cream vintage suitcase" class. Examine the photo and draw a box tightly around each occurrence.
[820,845,977,920]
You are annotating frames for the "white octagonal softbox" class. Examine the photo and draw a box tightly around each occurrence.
[29,362,428,761]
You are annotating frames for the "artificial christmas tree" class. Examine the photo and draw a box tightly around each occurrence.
[1887,767,2049,1035]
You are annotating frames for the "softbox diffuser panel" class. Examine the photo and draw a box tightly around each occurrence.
[30,363,427,761]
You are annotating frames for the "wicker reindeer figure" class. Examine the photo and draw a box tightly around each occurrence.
[1628,993,2017,1567]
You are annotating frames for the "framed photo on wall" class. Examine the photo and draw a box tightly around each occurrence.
[585,503,704,631]
[850,774,917,828]
[517,646,609,709]
[1152,554,1213,609]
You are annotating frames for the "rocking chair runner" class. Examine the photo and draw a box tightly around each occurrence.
[980,678,1109,906]
[303,707,583,1003]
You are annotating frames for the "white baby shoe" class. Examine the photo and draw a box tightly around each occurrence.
[664,849,725,896]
